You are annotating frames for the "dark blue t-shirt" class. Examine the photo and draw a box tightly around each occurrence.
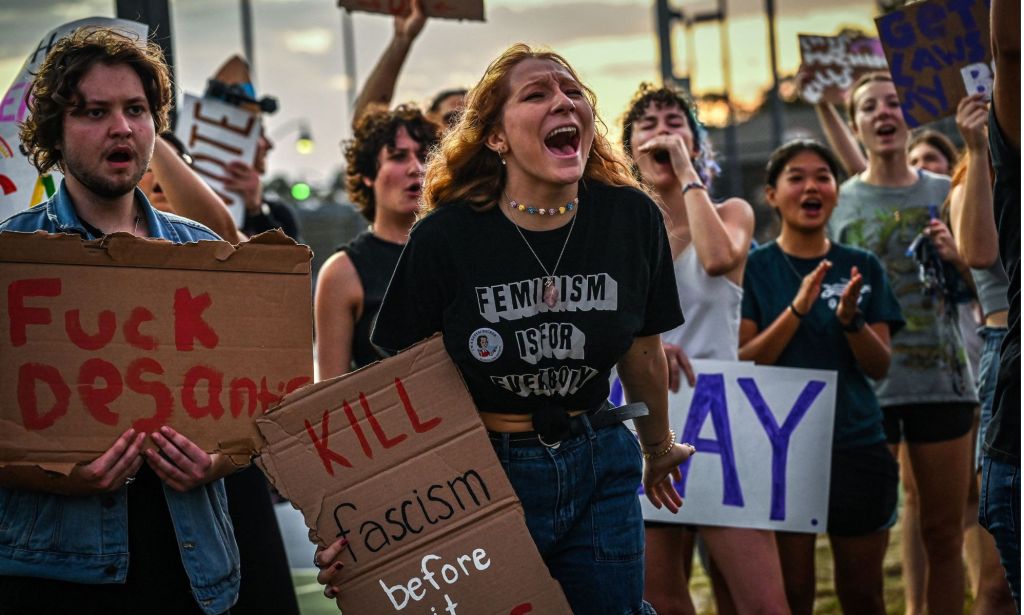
[742,241,905,449]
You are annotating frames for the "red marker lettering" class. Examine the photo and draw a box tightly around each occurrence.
[360,392,407,449]
[183,365,225,420]
[123,307,158,350]
[17,363,70,430]
[78,358,123,426]
[395,377,442,433]
[64,308,116,351]
[8,278,60,346]
[174,288,219,351]
[343,399,373,459]
[304,409,353,476]
[193,100,256,136]
[126,358,173,433]
[229,377,258,418]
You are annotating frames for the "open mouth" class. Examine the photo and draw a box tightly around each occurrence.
[876,125,896,137]
[652,149,671,165]
[544,125,580,157]
[404,182,422,198]
[106,147,133,165]
[800,199,823,214]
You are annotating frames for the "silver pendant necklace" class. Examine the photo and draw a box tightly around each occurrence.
[503,191,579,308]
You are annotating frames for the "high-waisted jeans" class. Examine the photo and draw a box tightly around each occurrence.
[490,420,655,615]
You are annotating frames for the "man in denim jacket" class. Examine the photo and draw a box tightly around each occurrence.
[0,28,240,614]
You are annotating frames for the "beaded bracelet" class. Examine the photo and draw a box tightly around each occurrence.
[642,429,676,460]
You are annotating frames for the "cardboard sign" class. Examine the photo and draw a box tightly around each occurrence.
[797,33,888,105]
[175,94,261,228]
[256,336,571,614]
[337,0,485,21]
[612,361,837,533]
[875,0,992,127]
[0,230,313,473]
[0,18,148,222]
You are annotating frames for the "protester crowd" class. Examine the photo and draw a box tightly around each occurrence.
[0,0,1018,613]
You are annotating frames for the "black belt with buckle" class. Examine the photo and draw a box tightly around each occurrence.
[489,401,649,448]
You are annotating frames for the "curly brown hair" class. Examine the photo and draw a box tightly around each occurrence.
[421,43,639,213]
[344,104,440,222]
[20,26,172,175]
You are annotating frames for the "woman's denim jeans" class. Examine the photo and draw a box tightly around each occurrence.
[491,420,656,615]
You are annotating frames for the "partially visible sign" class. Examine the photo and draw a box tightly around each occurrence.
[0,231,312,472]
[175,94,261,228]
[613,361,837,533]
[797,33,888,105]
[0,18,148,221]
[256,336,571,614]
[337,0,485,21]
[875,0,992,127]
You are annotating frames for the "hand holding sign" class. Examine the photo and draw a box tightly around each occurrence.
[955,94,989,152]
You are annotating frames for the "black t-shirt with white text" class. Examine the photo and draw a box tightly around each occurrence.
[372,181,683,414]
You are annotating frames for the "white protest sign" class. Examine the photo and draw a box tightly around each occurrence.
[175,93,260,228]
[0,18,148,222]
[613,361,837,533]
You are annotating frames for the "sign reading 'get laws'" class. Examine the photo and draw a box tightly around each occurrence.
[0,231,313,472]
[256,336,570,615]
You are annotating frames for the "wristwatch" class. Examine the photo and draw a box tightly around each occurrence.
[841,311,866,333]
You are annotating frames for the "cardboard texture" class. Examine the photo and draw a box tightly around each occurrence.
[0,230,312,472]
[797,33,888,105]
[256,336,570,614]
[875,0,992,127]
[0,18,148,221]
[613,361,837,533]
[337,0,485,21]
[175,93,261,227]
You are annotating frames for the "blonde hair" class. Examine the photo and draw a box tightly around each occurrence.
[421,43,638,214]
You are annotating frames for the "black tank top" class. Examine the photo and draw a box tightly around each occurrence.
[342,231,404,369]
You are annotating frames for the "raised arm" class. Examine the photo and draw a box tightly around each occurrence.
[814,102,866,175]
[149,136,244,243]
[350,0,427,123]
[949,95,998,268]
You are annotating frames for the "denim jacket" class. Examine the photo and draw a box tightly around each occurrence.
[0,182,240,614]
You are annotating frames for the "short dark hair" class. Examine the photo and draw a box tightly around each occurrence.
[620,82,718,186]
[20,27,172,174]
[344,104,440,222]
[429,88,468,113]
[908,128,958,169]
[765,140,843,187]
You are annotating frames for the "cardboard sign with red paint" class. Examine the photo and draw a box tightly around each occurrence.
[875,0,991,127]
[256,336,570,614]
[0,230,312,473]
[337,0,485,21]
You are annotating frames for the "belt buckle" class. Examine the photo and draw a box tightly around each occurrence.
[536,433,561,449]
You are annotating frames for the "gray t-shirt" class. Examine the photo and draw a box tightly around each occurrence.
[830,170,977,407]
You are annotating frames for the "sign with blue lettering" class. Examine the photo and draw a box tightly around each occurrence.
[874,0,992,127]
[615,361,837,533]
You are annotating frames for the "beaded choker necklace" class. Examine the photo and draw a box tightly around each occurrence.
[506,195,578,216]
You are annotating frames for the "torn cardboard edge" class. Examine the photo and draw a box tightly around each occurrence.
[0,229,311,275]
[255,335,468,542]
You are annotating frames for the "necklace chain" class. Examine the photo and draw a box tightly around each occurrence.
[778,240,829,282]
[504,192,578,282]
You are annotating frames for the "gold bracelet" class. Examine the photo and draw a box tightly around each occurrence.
[642,429,676,460]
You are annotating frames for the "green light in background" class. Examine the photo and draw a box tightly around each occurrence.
[291,182,312,201]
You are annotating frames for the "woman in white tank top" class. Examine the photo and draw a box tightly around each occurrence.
[622,84,788,615]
